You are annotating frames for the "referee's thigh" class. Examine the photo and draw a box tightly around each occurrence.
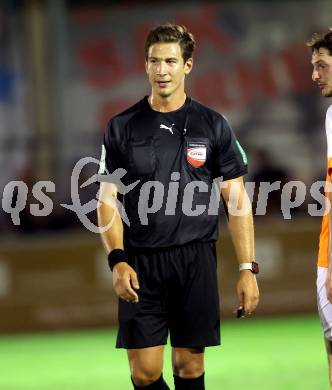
[168,242,220,348]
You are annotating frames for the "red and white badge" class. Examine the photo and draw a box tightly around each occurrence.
[187,142,207,168]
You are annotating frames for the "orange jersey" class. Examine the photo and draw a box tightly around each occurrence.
[318,105,332,268]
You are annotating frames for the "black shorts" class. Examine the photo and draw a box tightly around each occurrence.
[116,241,220,349]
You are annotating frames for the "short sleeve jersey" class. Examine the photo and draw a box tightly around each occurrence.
[318,104,332,267]
[99,96,248,248]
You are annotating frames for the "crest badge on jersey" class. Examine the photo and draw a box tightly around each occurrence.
[187,142,207,168]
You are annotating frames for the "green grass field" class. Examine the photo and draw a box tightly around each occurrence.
[0,316,328,390]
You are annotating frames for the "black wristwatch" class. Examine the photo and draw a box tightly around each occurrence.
[239,261,259,274]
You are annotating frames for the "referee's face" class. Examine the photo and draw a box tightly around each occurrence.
[311,47,332,98]
[145,42,193,99]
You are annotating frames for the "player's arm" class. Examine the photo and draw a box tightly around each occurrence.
[98,182,139,303]
[327,175,332,303]
[221,176,259,315]
[325,107,332,303]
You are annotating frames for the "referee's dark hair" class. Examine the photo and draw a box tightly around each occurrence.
[307,27,332,55]
[144,24,196,63]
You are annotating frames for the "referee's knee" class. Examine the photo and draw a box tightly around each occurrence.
[131,369,163,387]
[172,350,204,378]
[173,363,204,378]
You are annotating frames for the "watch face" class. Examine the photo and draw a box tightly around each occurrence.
[252,262,259,274]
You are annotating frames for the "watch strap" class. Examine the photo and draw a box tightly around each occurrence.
[239,261,259,274]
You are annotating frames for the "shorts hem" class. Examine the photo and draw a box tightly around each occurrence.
[170,341,221,348]
[116,341,168,350]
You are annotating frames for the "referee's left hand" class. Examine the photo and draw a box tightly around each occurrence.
[112,262,140,303]
[236,270,259,316]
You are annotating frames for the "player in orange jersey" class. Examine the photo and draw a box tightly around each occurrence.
[308,28,332,389]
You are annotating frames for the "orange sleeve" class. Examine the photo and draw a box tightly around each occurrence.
[328,157,332,177]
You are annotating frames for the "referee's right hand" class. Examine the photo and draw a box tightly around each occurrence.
[112,262,140,303]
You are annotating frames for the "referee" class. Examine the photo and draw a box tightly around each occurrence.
[98,24,259,390]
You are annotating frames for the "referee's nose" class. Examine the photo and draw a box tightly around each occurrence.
[156,61,167,77]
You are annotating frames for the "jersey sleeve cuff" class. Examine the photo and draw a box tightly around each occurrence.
[220,167,248,181]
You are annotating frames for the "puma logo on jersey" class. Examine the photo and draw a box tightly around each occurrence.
[160,123,175,134]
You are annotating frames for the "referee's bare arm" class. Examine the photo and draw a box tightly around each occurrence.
[221,176,259,315]
[97,182,139,303]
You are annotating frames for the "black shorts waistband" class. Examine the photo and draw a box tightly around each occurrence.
[127,240,216,255]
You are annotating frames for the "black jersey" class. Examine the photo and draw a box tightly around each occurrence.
[99,96,247,248]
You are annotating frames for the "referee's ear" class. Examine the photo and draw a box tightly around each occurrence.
[184,57,193,75]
